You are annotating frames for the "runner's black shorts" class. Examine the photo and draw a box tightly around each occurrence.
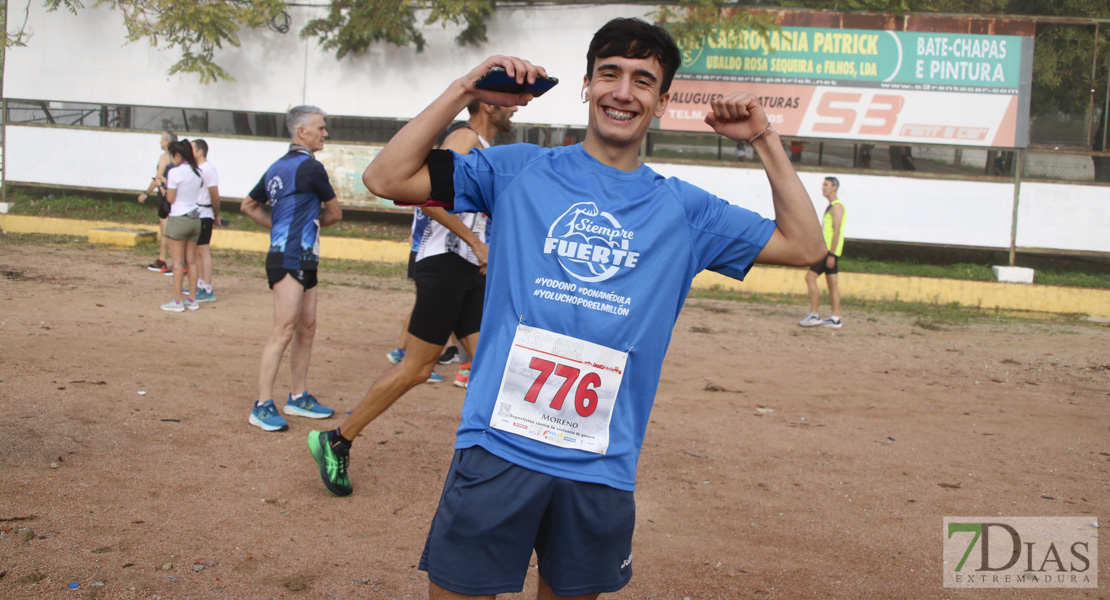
[267,267,318,290]
[198,218,214,246]
[406,249,417,280]
[408,252,484,346]
[809,252,839,275]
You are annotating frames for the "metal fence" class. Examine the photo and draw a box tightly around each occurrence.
[5,96,1110,185]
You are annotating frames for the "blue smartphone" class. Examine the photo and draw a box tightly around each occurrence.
[475,67,558,97]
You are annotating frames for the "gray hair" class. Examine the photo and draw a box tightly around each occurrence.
[163,130,178,143]
[286,105,326,138]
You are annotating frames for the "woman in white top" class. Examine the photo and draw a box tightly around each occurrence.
[160,140,205,312]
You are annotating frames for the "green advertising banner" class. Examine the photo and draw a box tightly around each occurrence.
[682,27,1024,91]
[665,25,1034,147]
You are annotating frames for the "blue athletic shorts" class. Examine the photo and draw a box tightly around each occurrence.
[419,446,635,596]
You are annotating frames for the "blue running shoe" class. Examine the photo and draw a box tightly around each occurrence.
[195,290,216,303]
[284,392,335,419]
[386,348,405,365]
[250,399,288,431]
[426,371,444,384]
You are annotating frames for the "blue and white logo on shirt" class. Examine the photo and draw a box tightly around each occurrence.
[266,175,284,207]
[542,202,639,283]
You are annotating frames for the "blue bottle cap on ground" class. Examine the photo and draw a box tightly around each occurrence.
[68,582,80,589]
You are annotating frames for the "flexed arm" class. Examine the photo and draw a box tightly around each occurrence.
[704,93,825,267]
[363,56,549,205]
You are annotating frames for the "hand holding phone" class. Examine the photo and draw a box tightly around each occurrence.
[475,67,558,97]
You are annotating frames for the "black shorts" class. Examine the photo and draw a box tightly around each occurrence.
[409,253,484,346]
[809,252,839,275]
[198,218,214,246]
[406,250,417,280]
[157,194,171,220]
[267,267,318,290]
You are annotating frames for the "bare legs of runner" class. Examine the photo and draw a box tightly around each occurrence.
[167,237,199,303]
[339,331,477,441]
[258,275,317,403]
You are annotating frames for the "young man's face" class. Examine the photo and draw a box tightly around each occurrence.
[583,55,670,152]
[821,179,837,198]
[296,113,329,153]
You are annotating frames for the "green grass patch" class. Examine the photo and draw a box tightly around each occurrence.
[5,186,408,242]
[839,256,996,281]
[839,255,1110,289]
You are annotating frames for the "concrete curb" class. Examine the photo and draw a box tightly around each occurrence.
[4,214,1108,318]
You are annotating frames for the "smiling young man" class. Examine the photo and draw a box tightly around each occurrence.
[359,18,825,599]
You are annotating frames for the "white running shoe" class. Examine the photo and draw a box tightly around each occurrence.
[821,316,843,329]
[798,313,821,327]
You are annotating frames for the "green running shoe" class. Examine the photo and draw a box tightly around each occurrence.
[308,430,352,497]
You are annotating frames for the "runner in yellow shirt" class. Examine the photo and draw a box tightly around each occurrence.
[799,176,846,328]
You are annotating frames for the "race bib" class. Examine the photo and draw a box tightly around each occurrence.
[490,324,627,454]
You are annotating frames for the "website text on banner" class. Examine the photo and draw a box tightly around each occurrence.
[663,25,1034,148]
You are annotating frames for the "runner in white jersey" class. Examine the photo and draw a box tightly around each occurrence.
[308,100,516,496]
[159,139,204,312]
[191,139,220,302]
[414,127,490,267]
[359,18,827,598]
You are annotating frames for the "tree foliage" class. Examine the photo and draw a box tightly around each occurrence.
[25,0,497,81]
[301,0,494,59]
[653,0,778,56]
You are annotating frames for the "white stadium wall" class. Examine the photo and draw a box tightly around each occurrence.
[4,126,290,199]
[8,124,1106,253]
[3,2,1108,253]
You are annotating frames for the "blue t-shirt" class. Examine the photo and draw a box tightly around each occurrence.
[249,148,336,270]
[447,143,776,491]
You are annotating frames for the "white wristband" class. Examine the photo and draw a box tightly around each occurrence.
[748,124,776,144]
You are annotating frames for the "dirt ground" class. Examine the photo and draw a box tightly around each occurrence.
[0,238,1107,600]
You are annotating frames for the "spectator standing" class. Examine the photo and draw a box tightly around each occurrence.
[799,176,846,328]
[790,139,804,163]
[159,140,204,312]
[191,139,220,302]
[240,106,343,432]
[138,130,177,275]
